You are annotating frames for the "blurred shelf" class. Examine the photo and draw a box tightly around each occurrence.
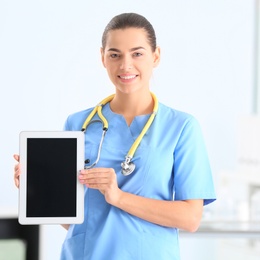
[181,221,260,238]
[0,207,18,218]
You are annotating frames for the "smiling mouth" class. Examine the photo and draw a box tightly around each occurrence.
[118,75,138,80]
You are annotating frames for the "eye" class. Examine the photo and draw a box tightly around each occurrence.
[133,52,143,57]
[110,53,120,58]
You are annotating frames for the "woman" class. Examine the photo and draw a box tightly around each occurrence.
[14,13,216,260]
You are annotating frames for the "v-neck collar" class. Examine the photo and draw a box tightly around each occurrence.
[102,103,152,139]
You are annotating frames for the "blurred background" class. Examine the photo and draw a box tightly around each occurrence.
[0,0,259,259]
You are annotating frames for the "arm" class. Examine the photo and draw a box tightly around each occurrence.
[59,194,202,232]
[115,192,203,232]
[79,168,203,232]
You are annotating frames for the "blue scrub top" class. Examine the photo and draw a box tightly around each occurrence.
[60,102,216,260]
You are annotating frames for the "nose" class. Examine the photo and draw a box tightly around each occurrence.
[120,56,132,70]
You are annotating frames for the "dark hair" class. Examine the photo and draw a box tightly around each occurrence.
[102,13,157,52]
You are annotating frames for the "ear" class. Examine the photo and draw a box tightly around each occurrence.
[153,46,161,68]
[100,47,106,68]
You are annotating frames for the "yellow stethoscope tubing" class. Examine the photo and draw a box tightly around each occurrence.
[81,92,158,166]
[126,92,158,159]
[81,94,115,131]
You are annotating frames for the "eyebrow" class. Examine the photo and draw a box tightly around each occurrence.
[107,46,146,52]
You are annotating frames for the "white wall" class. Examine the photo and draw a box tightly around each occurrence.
[0,0,255,259]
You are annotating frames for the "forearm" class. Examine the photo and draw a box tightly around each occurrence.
[113,191,203,232]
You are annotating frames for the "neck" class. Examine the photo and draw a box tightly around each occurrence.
[110,90,154,125]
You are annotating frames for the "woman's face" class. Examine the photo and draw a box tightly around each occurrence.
[101,28,160,95]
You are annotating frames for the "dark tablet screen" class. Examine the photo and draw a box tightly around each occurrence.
[26,138,77,217]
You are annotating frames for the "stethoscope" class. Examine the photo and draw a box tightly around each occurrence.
[81,92,158,176]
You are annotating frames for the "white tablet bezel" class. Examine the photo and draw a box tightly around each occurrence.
[19,131,85,225]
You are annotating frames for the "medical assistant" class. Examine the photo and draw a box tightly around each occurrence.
[60,101,216,260]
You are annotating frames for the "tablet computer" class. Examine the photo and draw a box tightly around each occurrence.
[19,131,85,225]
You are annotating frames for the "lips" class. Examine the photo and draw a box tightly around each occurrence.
[118,74,138,82]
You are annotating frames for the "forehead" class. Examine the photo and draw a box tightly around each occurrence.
[105,28,150,50]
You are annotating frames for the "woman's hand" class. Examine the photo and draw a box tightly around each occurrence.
[13,154,21,188]
[79,168,123,206]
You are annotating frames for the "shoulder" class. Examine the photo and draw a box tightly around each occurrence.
[155,103,203,144]
[64,107,94,131]
[158,103,206,149]
[158,102,198,128]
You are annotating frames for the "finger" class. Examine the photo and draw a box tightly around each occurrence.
[81,168,112,175]
[79,175,109,184]
[14,168,20,188]
[80,174,112,187]
[85,182,108,190]
[13,154,20,162]
[14,166,20,177]
[14,178,20,188]
[79,169,110,180]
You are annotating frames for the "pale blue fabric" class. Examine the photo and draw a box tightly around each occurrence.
[60,102,216,260]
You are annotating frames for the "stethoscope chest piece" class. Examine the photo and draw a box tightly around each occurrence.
[82,92,158,176]
[121,159,135,176]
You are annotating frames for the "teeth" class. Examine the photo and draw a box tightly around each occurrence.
[120,75,136,80]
